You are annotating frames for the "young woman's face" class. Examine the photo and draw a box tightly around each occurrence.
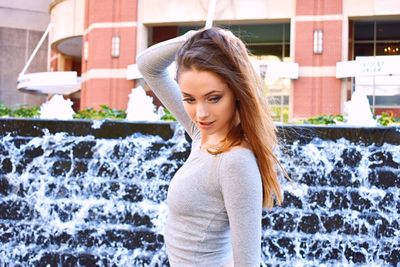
[178,69,236,142]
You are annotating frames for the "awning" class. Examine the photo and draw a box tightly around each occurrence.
[336,56,400,96]
[336,55,400,78]
[17,71,81,95]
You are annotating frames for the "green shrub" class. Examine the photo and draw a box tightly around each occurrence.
[0,102,178,121]
[0,104,40,118]
[12,106,40,118]
[1,101,397,126]
[0,104,12,117]
[74,105,126,120]
[160,108,176,121]
[376,112,399,126]
[303,114,344,125]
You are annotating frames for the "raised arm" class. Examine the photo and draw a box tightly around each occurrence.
[219,150,263,266]
[136,32,197,138]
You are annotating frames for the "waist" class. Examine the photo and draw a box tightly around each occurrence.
[164,217,232,266]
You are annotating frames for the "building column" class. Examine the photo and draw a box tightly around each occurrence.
[292,0,344,119]
[81,0,137,110]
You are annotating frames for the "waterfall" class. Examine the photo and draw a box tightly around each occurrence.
[0,119,398,266]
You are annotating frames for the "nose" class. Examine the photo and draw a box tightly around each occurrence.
[196,103,209,120]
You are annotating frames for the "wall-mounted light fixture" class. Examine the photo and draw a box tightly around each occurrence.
[313,29,323,54]
[111,36,120,58]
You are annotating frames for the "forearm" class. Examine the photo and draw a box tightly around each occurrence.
[136,33,196,136]
[136,34,187,77]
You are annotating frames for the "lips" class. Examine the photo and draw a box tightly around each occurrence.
[198,121,215,129]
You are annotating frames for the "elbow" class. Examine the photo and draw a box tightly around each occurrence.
[136,50,160,78]
[136,53,146,75]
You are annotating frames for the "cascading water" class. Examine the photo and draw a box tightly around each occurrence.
[265,132,399,266]
[0,121,189,266]
[0,120,399,266]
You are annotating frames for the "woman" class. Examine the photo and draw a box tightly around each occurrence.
[137,27,283,267]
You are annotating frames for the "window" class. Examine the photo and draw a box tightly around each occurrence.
[352,21,400,112]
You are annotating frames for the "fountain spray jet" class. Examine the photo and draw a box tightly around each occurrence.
[205,0,217,29]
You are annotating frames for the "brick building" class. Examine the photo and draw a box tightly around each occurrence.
[19,0,400,120]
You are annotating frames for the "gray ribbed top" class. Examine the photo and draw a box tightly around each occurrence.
[136,33,262,267]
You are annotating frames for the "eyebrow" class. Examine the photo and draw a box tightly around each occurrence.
[181,90,224,97]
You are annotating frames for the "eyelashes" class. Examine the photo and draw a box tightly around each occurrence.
[182,95,222,104]
[183,98,195,104]
[208,96,222,103]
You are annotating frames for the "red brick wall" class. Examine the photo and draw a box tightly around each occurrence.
[84,27,136,70]
[295,21,342,66]
[84,0,138,23]
[293,0,343,119]
[293,77,342,116]
[81,0,137,110]
[81,79,133,109]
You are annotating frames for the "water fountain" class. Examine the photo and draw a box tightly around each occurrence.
[0,117,398,266]
[39,94,75,120]
[343,89,378,127]
[126,86,160,122]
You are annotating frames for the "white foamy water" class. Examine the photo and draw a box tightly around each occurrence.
[343,89,378,127]
[39,94,75,120]
[0,123,398,266]
[126,86,160,122]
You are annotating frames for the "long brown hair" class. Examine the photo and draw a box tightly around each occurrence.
[176,27,283,208]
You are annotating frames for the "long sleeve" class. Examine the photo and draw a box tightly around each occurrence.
[136,33,198,139]
[218,149,263,267]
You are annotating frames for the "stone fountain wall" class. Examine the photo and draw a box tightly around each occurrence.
[0,118,399,266]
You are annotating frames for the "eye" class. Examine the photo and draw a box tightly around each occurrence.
[183,97,195,104]
[208,96,222,103]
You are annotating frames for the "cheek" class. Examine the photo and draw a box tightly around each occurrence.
[183,103,196,119]
[222,98,237,117]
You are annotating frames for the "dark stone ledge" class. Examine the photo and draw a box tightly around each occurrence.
[0,118,399,146]
[0,118,176,140]
[276,124,400,145]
